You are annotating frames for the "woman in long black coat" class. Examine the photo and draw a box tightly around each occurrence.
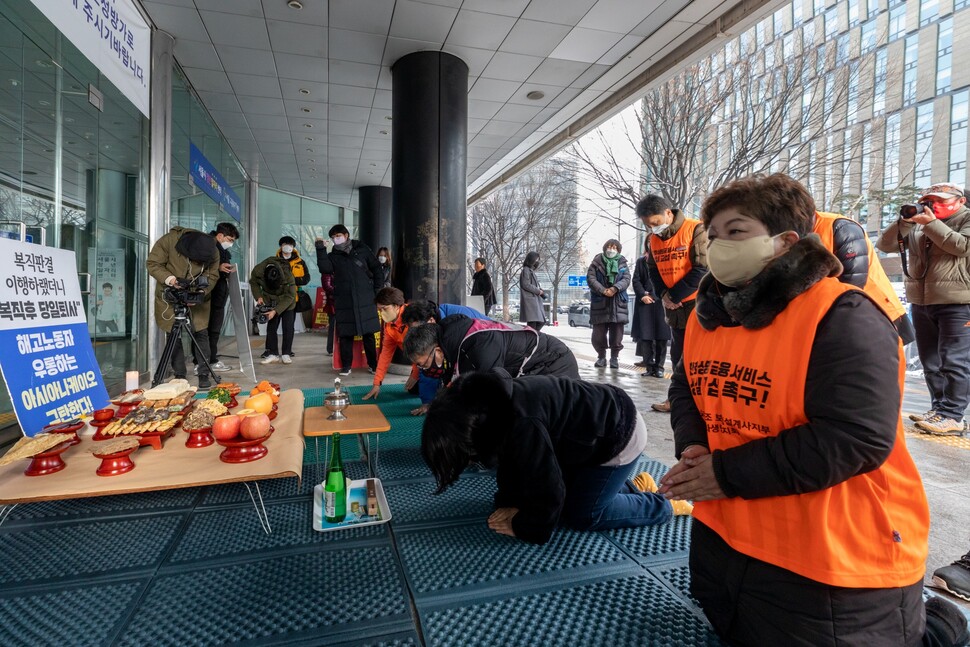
[631,238,671,378]
[315,224,383,375]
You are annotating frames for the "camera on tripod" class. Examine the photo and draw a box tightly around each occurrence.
[252,299,277,325]
[163,276,208,308]
[900,202,932,220]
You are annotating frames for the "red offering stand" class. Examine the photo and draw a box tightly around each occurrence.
[216,427,274,463]
[93,446,138,477]
[24,440,74,476]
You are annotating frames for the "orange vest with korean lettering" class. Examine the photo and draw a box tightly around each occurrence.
[650,219,701,302]
[683,277,928,588]
[813,211,907,321]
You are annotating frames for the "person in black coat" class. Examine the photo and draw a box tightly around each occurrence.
[402,314,579,386]
[421,370,693,545]
[471,257,496,314]
[315,224,383,375]
[631,238,671,378]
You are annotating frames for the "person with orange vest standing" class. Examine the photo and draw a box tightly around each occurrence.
[637,195,709,413]
[813,211,915,344]
[659,174,967,646]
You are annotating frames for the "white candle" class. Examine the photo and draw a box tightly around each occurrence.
[125,371,140,391]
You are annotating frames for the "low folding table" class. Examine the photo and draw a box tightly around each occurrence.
[303,403,390,476]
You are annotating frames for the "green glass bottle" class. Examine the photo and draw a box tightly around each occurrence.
[324,432,346,523]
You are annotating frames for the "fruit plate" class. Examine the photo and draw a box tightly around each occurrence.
[215,427,274,463]
[312,478,391,532]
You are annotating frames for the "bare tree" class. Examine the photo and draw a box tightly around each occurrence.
[568,30,904,221]
[468,160,584,321]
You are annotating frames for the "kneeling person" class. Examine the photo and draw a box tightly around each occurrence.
[422,369,692,545]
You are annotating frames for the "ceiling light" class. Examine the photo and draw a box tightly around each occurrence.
[306,148,313,152]
[287,0,303,9]
[308,159,315,163]
[38,100,49,106]
[310,168,316,171]
[379,130,388,135]
[301,107,311,113]
[384,115,392,121]
[526,90,545,101]
[305,136,313,141]
[299,88,310,95]
[303,123,312,128]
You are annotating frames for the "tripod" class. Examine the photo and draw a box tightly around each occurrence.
[152,303,222,388]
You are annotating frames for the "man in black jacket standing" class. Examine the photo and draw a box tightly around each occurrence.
[201,222,239,373]
[470,257,496,314]
[315,225,383,376]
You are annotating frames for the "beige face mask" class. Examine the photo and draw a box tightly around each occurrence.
[707,233,787,287]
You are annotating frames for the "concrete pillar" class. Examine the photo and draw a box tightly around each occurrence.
[391,51,468,304]
[358,185,393,253]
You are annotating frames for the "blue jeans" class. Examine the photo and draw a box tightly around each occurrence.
[560,458,672,531]
[912,303,970,420]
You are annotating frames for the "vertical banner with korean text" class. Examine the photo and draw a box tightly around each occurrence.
[0,238,109,436]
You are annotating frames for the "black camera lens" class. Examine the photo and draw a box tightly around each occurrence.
[900,204,920,219]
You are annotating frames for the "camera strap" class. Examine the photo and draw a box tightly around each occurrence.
[896,227,931,280]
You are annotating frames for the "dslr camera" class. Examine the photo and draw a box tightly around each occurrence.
[252,299,277,325]
[900,202,932,220]
[163,275,208,307]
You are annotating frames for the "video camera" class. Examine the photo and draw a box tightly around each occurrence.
[252,299,277,325]
[163,276,208,308]
[900,202,932,220]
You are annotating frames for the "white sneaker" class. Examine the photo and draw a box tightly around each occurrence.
[338,368,352,376]
[260,355,280,365]
[281,354,292,364]
[209,361,233,371]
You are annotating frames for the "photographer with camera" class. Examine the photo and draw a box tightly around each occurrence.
[147,226,221,389]
[877,183,970,436]
[250,255,297,365]
[199,222,239,373]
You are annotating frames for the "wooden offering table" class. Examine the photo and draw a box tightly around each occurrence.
[303,404,390,476]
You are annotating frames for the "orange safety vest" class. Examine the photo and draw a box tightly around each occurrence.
[684,278,928,588]
[649,218,701,302]
[814,212,907,321]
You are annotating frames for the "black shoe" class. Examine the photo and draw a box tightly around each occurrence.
[633,361,647,368]
[594,357,606,368]
[198,376,211,390]
[174,374,186,380]
[609,357,619,369]
[652,368,665,378]
[934,552,970,602]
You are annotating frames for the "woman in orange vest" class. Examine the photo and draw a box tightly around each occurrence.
[658,174,966,646]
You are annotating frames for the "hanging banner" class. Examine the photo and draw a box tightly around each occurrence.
[0,238,110,436]
[26,0,151,117]
[87,247,127,338]
[189,142,242,222]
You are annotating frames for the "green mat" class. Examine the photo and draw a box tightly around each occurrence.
[301,384,425,464]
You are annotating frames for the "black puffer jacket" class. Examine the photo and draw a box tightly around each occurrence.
[587,253,631,324]
[827,216,869,288]
[460,370,638,545]
[438,314,579,381]
[315,240,383,335]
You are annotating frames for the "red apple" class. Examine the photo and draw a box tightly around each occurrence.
[240,413,271,440]
[212,414,241,441]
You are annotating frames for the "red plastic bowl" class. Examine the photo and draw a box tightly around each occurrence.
[215,427,274,463]
[183,426,214,449]
[93,408,115,422]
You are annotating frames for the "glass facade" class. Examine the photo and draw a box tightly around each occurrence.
[0,1,149,427]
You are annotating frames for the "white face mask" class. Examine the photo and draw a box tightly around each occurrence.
[604,249,618,259]
[332,235,347,246]
[707,233,787,287]
[221,241,233,250]
[281,245,294,254]
[378,255,387,264]
[650,224,669,235]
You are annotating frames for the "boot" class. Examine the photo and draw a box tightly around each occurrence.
[594,355,607,368]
